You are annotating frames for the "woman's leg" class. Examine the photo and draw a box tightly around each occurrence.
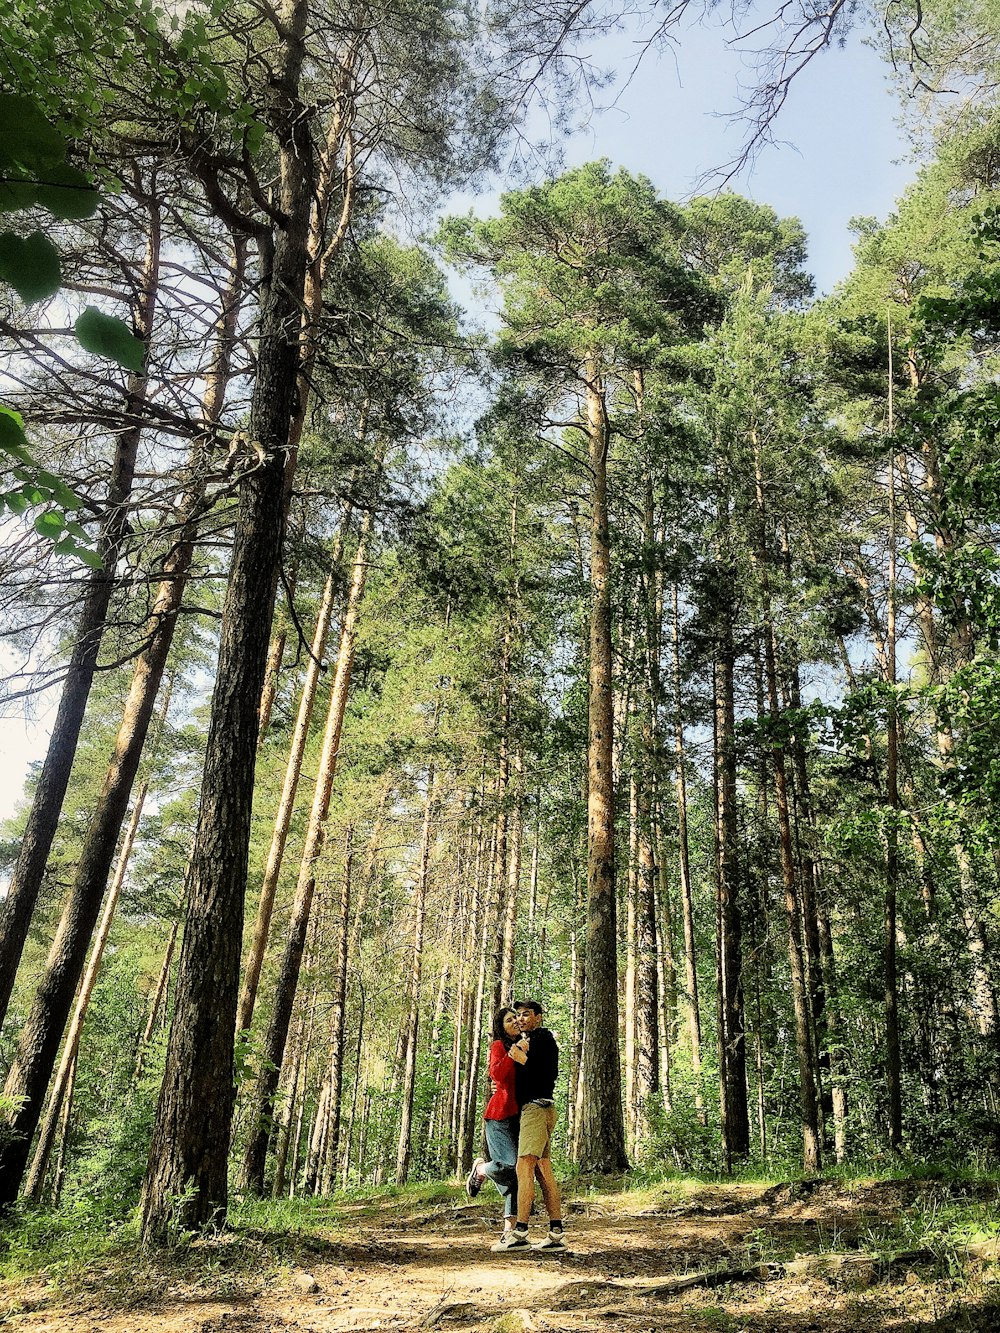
[482,1118,519,1219]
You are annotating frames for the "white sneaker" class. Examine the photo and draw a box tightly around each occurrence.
[491,1228,530,1252]
[534,1229,567,1251]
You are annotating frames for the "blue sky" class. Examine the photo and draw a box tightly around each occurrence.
[450,14,915,297]
[0,23,920,827]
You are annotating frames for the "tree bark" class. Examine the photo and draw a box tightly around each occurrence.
[241,507,373,1194]
[671,586,704,1121]
[395,769,436,1184]
[714,623,750,1166]
[236,501,354,1037]
[140,1,315,1234]
[753,438,822,1173]
[577,356,628,1173]
[24,772,151,1202]
[318,830,353,1194]
[0,192,163,1036]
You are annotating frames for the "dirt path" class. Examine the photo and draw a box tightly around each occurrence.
[5,1181,1000,1332]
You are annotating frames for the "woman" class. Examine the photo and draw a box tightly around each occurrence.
[465,1006,521,1235]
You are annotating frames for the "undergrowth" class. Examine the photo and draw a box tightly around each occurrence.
[3,1165,1000,1316]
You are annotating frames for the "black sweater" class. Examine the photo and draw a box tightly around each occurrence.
[514,1027,559,1105]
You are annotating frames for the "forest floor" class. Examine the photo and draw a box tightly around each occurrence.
[3,1175,1000,1332]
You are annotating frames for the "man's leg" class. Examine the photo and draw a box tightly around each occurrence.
[516,1154,537,1225]
[535,1157,562,1223]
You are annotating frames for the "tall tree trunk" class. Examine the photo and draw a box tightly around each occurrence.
[457,792,488,1171]
[501,751,522,1004]
[271,982,311,1198]
[624,771,638,1147]
[714,623,750,1166]
[0,190,163,1036]
[672,586,704,1121]
[236,500,354,1036]
[632,457,661,1152]
[241,507,373,1194]
[0,235,246,1204]
[885,448,903,1150]
[753,439,822,1172]
[50,1050,77,1207]
[577,356,628,1172]
[318,830,353,1194]
[24,773,151,1202]
[140,6,315,1232]
[133,870,188,1087]
[568,856,585,1155]
[489,744,510,1013]
[395,769,436,1184]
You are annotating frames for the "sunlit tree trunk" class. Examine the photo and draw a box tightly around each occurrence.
[313,830,354,1195]
[395,769,436,1184]
[237,499,355,1036]
[24,767,153,1201]
[0,192,163,1038]
[577,355,628,1172]
[241,508,373,1194]
[671,585,704,1121]
[753,437,821,1173]
[714,615,750,1167]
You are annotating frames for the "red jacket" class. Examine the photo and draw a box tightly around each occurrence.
[484,1039,518,1120]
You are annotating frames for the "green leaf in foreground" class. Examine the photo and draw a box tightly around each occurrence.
[35,163,100,220]
[34,509,67,539]
[0,405,28,455]
[0,230,61,302]
[0,95,65,171]
[75,306,145,372]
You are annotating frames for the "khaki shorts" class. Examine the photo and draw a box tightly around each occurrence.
[517,1101,556,1159]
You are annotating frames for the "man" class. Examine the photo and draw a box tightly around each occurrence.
[492,998,566,1252]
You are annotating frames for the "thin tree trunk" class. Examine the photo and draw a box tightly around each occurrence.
[271,989,310,1198]
[460,802,494,1171]
[241,507,374,1194]
[318,829,353,1194]
[672,586,704,1120]
[714,629,750,1167]
[51,1050,77,1207]
[885,444,903,1150]
[577,354,628,1173]
[236,500,355,1036]
[625,770,638,1148]
[134,870,187,1087]
[24,775,151,1201]
[753,438,821,1173]
[0,191,163,1037]
[501,751,522,1003]
[395,769,436,1184]
[340,983,366,1187]
[568,856,585,1156]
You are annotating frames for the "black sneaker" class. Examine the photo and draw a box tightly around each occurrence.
[465,1158,485,1198]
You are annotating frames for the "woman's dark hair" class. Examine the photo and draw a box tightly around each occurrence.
[492,1006,517,1046]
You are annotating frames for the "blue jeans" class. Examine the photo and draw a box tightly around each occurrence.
[483,1117,519,1218]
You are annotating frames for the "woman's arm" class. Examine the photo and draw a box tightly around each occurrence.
[488,1039,514,1081]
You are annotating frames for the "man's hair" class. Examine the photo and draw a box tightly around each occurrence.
[514,999,543,1015]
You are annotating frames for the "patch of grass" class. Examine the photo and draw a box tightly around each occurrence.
[490,1313,532,1333]
[0,1197,133,1286]
[695,1305,737,1331]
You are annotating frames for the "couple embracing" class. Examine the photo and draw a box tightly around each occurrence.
[466,998,566,1253]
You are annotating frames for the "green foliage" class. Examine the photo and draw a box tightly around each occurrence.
[74,305,145,373]
[0,229,61,301]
